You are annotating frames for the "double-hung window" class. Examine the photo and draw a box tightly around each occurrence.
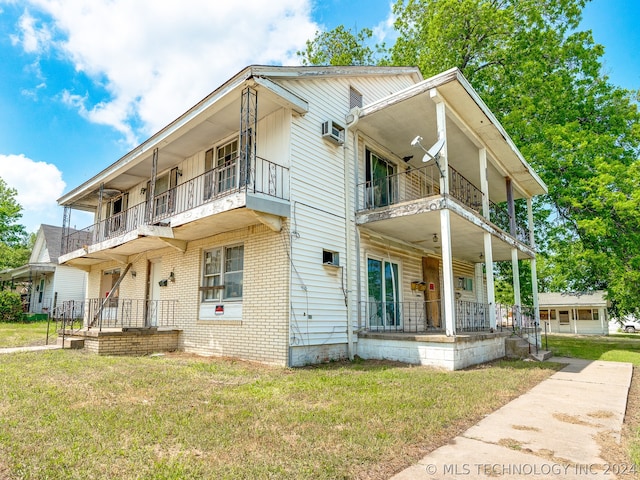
[202,244,244,302]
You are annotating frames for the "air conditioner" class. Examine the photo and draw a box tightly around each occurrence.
[321,120,345,145]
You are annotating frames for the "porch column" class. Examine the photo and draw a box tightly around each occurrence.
[431,89,455,336]
[528,197,540,325]
[479,147,496,328]
[506,178,521,311]
[484,233,496,329]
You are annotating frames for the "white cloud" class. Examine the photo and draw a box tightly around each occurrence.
[10,9,52,53]
[372,4,398,46]
[14,0,319,146]
[0,154,66,233]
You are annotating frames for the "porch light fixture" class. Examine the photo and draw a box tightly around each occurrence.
[433,233,438,243]
[410,135,446,177]
[140,187,147,195]
[169,271,175,282]
[479,252,484,260]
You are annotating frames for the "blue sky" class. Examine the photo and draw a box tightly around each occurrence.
[0,0,638,234]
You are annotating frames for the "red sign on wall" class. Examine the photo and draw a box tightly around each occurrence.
[429,283,436,291]
[215,305,224,315]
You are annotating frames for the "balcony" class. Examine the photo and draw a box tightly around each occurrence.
[61,156,289,257]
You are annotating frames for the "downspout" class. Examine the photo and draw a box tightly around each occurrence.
[343,108,360,361]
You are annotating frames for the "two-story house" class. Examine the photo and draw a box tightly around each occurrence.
[57,65,546,369]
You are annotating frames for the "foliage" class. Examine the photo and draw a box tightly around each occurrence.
[0,177,29,270]
[300,0,640,312]
[297,25,381,66]
[0,320,53,347]
[0,291,23,322]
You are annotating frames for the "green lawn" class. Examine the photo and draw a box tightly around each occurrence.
[0,351,560,480]
[0,321,56,348]
[544,333,640,365]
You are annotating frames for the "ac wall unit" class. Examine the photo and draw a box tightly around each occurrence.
[321,120,345,145]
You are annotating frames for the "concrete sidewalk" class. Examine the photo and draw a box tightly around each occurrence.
[0,344,61,354]
[392,357,634,480]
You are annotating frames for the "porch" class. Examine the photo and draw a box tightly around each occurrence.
[356,301,540,370]
[54,299,181,355]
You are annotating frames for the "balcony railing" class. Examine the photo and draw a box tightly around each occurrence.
[61,156,289,255]
[357,164,440,211]
[361,300,491,333]
[86,298,178,330]
[356,164,484,214]
[489,202,531,246]
[448,166,483,213]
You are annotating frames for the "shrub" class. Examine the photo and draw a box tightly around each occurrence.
[0,291,23,322]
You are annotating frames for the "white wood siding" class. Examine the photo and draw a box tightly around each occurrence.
[280,74,420,348]
[52,265,87,304]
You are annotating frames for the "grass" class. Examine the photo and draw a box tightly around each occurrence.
[544,333,640,365]
[0,320,56,348]
[0,350,561,480]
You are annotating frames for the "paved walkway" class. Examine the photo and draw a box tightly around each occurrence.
[0,344,61,354]
[392,357,634,480]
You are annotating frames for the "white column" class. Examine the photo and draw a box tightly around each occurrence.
[432,89,455,335]
[528,198,540,325]
[478,147,496,328]
[484,232,496,329]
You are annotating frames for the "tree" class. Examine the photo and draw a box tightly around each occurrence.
[297,26,380,66]
[300,0,640,313]
[0,178,29,270]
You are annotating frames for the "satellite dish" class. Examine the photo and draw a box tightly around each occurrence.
[410,135,446,177]
[421,138,445,163]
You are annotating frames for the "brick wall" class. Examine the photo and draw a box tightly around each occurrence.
[85,221,291,366]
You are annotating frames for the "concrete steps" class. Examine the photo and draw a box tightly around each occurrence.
[505,336,552,361]
[56,336,85,349]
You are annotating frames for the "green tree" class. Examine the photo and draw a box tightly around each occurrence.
[297,26,379,66]
[0,178,29,270]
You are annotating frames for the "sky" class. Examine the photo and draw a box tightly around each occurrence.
[0,0,638,235]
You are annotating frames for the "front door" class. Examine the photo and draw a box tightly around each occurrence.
[146,259,162,326]
[367,258,400,329]
[422,257,441,328]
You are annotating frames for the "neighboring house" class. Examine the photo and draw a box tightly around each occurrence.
[538,291,609,335]
[57,65,547,369]
[0,224,87,314]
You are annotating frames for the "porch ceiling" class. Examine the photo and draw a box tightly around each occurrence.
[358,209,533,263]
[356,69,546,202]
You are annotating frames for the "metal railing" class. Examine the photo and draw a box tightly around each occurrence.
[496,303,539,353]
[357,164,440,211]
[361,299,491,333]
[489,201,531,246]
[448,166,483,213]
[86,298,178,330]
[61,156,289,255]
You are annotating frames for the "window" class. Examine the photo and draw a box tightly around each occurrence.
[149,168,179,218]
[365,149,396,208]
[201,244,244,302]
[456,277,473,291]
[578,309,597,320]
[559,310,570,325]
[106,193,128,235]
[217,139,239,193]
